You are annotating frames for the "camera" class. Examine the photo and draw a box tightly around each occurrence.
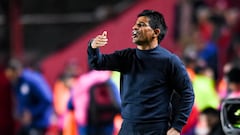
[221,98,240,135]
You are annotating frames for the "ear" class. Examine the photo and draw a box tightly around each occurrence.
[153,29,160,37]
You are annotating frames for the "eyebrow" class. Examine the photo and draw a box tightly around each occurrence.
[137,20,148,24]
[136,21,149,25]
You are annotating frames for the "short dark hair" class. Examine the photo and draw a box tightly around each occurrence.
[138,9,168,43]
[6,58,23,71]
[202,107,220,117]
[227,66,240,83]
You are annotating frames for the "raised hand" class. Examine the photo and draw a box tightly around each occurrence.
[91,31,108,49]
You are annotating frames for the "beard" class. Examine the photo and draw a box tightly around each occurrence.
[132,36,152,46]
[133,40,147,46]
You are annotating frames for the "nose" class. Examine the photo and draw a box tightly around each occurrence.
[132,23,137,30]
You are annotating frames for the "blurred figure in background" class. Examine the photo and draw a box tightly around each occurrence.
[225,65,240,99]
[5,58,53,135]
[68,70,120,135]
[53,59,81,135]
[192,61,220,111]
[192,28,219,80]
[217,62,233,101]
[198,107,225,135]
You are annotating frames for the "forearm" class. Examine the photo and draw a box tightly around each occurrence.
[87,40,123,71]
[171,87,194,132]
[87,41,102,70]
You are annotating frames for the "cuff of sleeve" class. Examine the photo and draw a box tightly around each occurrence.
[171,121,186,133]
[88,39,99,53]
[88,39,94,48]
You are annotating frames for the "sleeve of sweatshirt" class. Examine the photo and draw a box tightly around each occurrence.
[169,54,195,132]
[87,40,125,72]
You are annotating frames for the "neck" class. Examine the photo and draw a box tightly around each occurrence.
[136,40,159,50]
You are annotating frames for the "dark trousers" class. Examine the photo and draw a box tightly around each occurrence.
[118,121,169,135]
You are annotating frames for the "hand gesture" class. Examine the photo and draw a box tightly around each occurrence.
[167,128,180,135]
[91,31,108,49]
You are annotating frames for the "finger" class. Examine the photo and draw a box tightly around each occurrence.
[95,42,107,48]
[95,37,108,43]
[102,31,107,37]
[96,40,108,45]
[95,38,108,45]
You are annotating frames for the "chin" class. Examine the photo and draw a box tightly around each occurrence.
[132,41,138,45]
[132,38,146,45]
[132,38,137,43]
[132,39,139,44]
[134,41,145,46]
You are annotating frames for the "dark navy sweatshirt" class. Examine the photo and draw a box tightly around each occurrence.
[87,44,194,132]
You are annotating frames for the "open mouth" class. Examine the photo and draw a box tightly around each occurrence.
[132,30,138,38]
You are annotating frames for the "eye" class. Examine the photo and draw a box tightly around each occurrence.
[137,22,148,27]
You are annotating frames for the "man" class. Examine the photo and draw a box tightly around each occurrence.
[5,59,53,135]
[87,9,194,135]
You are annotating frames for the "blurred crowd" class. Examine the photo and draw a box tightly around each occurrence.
[0,57,122,135]
[174,0,240,135]
[0,0,240,135]
[174,0,240,79]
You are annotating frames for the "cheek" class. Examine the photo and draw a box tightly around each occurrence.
[138,29,154,41]
[145,31,154,40]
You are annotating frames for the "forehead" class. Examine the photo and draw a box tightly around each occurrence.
[136,16,150,23]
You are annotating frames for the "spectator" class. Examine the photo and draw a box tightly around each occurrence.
[53,59,81,134]
[5,58,53,135]
[201,107,225,135]
[70,70,120,135]
[217,62,233,100]
[192,61,220,111]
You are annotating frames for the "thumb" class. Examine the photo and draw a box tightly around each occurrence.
[102,31,107,37]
